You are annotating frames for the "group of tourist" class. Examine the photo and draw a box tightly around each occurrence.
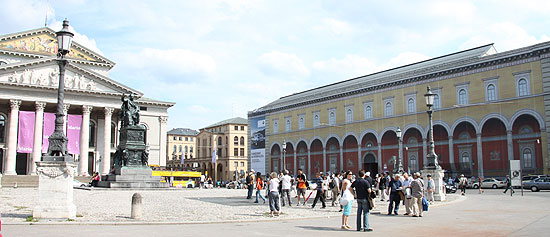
[244,168,440,231]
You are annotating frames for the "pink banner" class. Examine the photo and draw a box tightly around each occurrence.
[67,114,82,155]
[17,111,35,153]
[42,112,56,153]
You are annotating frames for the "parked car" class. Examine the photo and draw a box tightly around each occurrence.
[523,177,550,192]
[522,175,547,184]
[72,179,88,188]
[472,178,506,189]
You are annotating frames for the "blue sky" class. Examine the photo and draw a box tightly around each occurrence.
[1,0,549,130]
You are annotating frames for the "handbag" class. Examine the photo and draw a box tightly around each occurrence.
[339,189,352,206]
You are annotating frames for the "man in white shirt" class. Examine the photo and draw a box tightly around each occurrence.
[281,170,292,207]
[402,173,414,216]
[200,174,205,189]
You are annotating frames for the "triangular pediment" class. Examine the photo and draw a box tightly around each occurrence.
[0,58,140,96]
[0,28,114,67]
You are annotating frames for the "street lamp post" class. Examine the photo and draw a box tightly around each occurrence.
[424,86,440,169]
[34,19,77,220]
[282,139,287,172]
[396,127,404,174]
[422,86,446,201]
[43,19,74,162]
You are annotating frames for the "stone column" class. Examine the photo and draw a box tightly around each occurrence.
[307,150,311,177]
[448,136,456,172]
[79,105,92,176]
[30,102,47,175]
[357,142,362,172]
[62,104,70,134]
[293,150,297,176]
[101,107,114,175]
[422,139,428,168]
[506,130,514,161]
[476,133,484,177]
[159,116,168,167]
[322,148,326,173]
[377,145,382,172]
[339,146,344,172]
[5,99,21,175]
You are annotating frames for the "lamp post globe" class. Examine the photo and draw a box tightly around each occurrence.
[56,19,74,56]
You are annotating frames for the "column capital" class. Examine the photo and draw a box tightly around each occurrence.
[159,116,168,124]
[82,105,93,114]
[9,99,21,110]
[35,101,47,111]
[104,107,114,116]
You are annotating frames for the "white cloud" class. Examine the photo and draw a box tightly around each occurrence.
[427,1,477,22]
[117,48,217,80]
[258,51,310,77]
[317,18,354,36]
[49,20,104,55]
[460,22,550,51]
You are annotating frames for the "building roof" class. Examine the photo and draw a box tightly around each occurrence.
[250,40,550,116]
[252,44,496,115]
[203,117,248,129]
[167,128,199,136]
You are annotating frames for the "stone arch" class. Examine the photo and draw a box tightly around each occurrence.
[480,113,511,131]
[360,128,379,145]
[510,109,545,129]
[378,126,399,143]
[308,136,324,148]
[270,141,282,152]
[403,123,426,140]
[295,138,308,148]
[426,120,452,138]
[341,131,359,146]
[451,117,480,135]
[324,134,341,147]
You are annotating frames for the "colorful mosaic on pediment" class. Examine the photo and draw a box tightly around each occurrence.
[0,33,96,61]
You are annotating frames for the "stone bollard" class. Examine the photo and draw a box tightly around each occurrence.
[131,193,142,219]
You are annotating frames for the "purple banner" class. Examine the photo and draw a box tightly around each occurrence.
[67,114,82,155]
[42,112,56,153]
[17,111,36,153]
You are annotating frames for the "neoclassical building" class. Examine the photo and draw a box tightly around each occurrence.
[193,117,248,181]
[166,128,198,170]
[0,27,173,176]
[249,42,550,178]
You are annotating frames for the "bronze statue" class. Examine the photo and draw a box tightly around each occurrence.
[120,93,140,127]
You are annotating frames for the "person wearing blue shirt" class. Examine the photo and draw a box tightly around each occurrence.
[387,174,403,215]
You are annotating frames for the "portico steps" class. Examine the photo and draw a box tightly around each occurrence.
[0,175,91,188]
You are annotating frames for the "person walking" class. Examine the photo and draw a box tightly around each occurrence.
[254,172,266,204]
[246,171,254,199]
[426,174,435,204]
[503,175,515,196]
[459,174,468,196]
[387,174,402,215]
[200,174,205,189]
[267,172,281,217]
[477,176,484,194]
[296,169,308,205]
[341,171,354,230]
[280,170,292,207]
[330,173,340,207]
[379,173,387,201]
[351,170,373,232]
[311,173,326,209]
[410,172,425,217]
[402,173,414,216]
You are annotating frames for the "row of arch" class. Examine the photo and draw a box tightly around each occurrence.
[269,109,545,178]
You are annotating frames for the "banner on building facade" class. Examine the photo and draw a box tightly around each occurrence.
[510,160,521,187]
[250,116,266,174]
[17,111,35,153]
[42,112,56,153]
[67,114,82,155]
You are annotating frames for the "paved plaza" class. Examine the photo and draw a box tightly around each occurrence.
[1,188,549,236]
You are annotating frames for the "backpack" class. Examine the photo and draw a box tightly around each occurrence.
[329,179,336,189]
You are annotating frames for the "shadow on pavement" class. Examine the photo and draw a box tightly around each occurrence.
[186,196,258,207]
[296,225,345,232]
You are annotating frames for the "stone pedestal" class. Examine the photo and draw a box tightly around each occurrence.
[98,167,168,188]
[33,161,77,219]
[422,168,446,201]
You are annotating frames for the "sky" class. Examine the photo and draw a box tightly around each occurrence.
[1,0,550,130]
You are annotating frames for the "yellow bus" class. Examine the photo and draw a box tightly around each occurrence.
[152,170,201,188]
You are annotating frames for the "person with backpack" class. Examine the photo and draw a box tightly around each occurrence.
[254,172,266,204]
[459,174,468,196]
[246,171,254,199]
[351,170,373,232]
[503,175,515,196]
[296,169,308,205]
